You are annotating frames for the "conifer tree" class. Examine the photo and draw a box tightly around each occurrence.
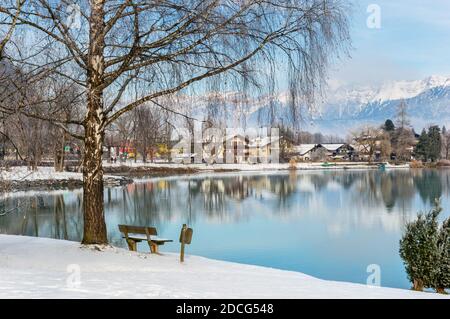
[435,218,450,293]
[415,129,429,161]
[384,119,395,132]
[428,126,442,162]
[399,200,441,291]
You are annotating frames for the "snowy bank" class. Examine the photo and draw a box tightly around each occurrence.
[0,235,446,299]
[0,163,410,191]
[103,161,410,172]
[0,166,132,191]
[0,166,83,181]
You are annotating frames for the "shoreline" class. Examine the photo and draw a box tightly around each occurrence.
[1,162,411,192]
[0,234,447,299]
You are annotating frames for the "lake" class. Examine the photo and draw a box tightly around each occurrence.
[1,169,449,290]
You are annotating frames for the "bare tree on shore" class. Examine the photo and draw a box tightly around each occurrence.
[0,0,24,59]
[1,0,351,244]
[350,126,386,163]
[133,105,169,163]
[393,100,415,161]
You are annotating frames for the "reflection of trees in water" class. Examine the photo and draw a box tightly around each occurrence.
[106,182,175,246]
[442,171,450,199]
[309,174,330,191]
[172,175,300,220]
[122,171,429,222]
[413,170,443,205]
[0,193,83,241]
[202,179,228,218]
[121,182,172,223]
[3,170,450,240]
[266,175,297,210]
[306,171,359,192]
[351,171,379,206]
[353,171,415,212]
[380,172,415,213]
[53,195,67,239]
[332,172,358,190]
[130,183,163,225]
[187,178,227,219]
[187,174,300,217]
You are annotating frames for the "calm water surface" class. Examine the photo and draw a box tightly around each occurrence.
[1,169,450,289]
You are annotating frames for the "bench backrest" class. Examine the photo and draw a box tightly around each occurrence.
[118,225,157,240]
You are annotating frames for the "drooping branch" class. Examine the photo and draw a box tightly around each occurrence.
[0,130,25,160]
[105,32,275,126]
[3,0,351,137]
[0,0,24,58]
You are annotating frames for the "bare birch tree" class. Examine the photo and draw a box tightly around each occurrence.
[1,0,350,244]
[0,0,24,59]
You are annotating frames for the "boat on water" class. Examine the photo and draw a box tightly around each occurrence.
[321,162,337,167]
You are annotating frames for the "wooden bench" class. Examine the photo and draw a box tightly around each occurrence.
[118,224,173,254]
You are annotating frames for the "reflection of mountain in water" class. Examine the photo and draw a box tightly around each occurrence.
[2,170,450,242]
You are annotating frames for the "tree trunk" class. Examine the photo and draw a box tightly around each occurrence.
[54,131,66,172]
[82,0,107,245]
[59,133,66,172]
[107,145,111,163]
[413,279,424,291]
[53,141,59,170]
[436,287,447,294]
[82,102,107,245]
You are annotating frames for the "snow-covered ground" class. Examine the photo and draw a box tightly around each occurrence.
[0,166,83,181]
[0,166,125,182]
[0,235,446,299]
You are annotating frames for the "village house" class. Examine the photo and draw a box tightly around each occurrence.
[291,144,317,161]
[170,133,249,164]
[248,136,280,163]
[321,144,356,160]
[290,143,355,162]
[171,133,284,164]
[202,133,250,164]
[171,133,359,164]
[224,134,250,164]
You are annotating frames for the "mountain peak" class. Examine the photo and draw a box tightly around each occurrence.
[327,75,450,105]
[422,75,449,87]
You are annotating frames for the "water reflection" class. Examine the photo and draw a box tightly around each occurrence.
[3,170,450,237]
[1,169,450,289]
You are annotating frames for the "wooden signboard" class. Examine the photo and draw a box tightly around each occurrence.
[179,227,193,244]
[179,224,193,262]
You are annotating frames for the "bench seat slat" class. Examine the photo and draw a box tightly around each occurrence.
[122,234,173,243]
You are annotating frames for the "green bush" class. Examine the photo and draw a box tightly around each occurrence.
[435,218,450,293]
[399,200,445,292]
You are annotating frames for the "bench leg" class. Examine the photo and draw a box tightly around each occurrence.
[149,242,159,254]
[127,240,137,251]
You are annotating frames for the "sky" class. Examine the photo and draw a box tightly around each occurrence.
[329,0,450,87]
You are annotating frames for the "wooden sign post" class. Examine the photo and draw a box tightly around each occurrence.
[179,224,193,263]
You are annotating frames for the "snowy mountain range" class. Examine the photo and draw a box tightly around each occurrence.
[244,75,450,135]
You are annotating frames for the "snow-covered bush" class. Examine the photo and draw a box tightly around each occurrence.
[399,200,450,293]
[399,201,441,291]
[435,218,450,293]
